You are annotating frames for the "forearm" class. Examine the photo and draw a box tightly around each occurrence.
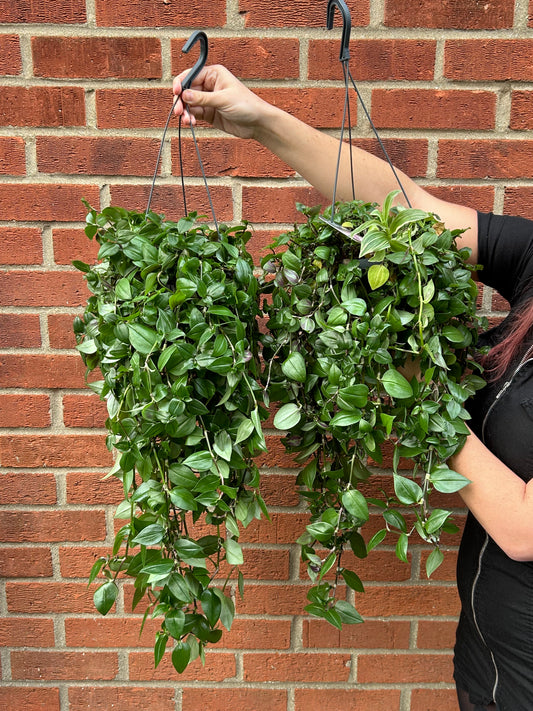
[449,431,533,561]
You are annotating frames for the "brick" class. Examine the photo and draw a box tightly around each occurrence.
[0,547,53,577]
[243,651,351,682]
[0,618,55,647]
[235,584,311,616]
[172,37,300,79]
[240,0,370,27]
[0,510,106,543]
[33,36,161,79]
[52,228,99,266]
[11,651,119,680]
[0,314,41,348]
[63,395,107,428]
[239,511,310,545]
[0,184,100,222]
[437,140,533,179]
[354,585,460,618]
[6,582,99,613]
[48,314,80,350]
[128,650,236,681]
[242,186,325,224]
[109,184,234,223]
[184,689,287,710]
[255,87,350,128]
[384,0,514,29]
[0,354,86,389]
[172,137,294,179]
[504,187,533,216]
[424,185,495,214]
[0,227,43,265]
[309,39,436,81]
[0,688,60,711]
[417,620,457,649]
[256,436,306,468]
[219,618,291,650]
[294,689,401,711]
[95,0,225,27]
[445,39,533,81]
[0,137,25,175]
[69,687,176,711]
[37,136,162,177]
[0,0,86,23]
[260,472,299,507]
[354,138,428,178]
[0,270,88,307]
[0,35,22,74]
[372,89,496,131]
[66,471,123,505]
[0,434,111,468]
[511,90,533,130]
[218,548,290,581]
[96,88,173,128]
[411,688,459,711]
[65,617,159,648]
[358,652,453,684]
[0,471,56,504]
[0,87,85,127]
[303,618,410,649]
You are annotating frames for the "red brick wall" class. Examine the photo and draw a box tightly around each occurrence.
[0,1,524,709]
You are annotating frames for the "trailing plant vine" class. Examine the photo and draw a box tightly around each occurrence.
[74,193,486,671]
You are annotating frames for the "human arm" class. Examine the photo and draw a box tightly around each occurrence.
[172,65,479,263]
[449,429,533,561]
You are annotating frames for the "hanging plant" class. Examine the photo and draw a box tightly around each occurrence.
[260,193,487,627]
[74,192,486,671]
[74,204,268,673]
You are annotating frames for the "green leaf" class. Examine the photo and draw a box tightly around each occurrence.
[426,547,444,578]
[154,631,169,668]
[368,264,390,290]
[395,532,409,564]
[426,508,452,535]
[128,323,160,355]
[214,430,233,462]
[330,412,361,427]
[306,521,335,543]
[341,489,369,522]
[341,569,365,592]
[281,352,306,382]
[172,641,191,674]
[367,528,387,553]
[115,277,132,300]
[430,466,471,493]
[381,369,413,399]
[224,537,244,566]
[393,474,423,505]
[359,230,389,257]
[273,403,301,430]
[93,581,118,616]
[131,524,165,546]
[337,384,369,409]
[235,418,254,444]
[201,589,222,627]
[334,599,364,625]
[182,451,213,472]
[164,610,186,639]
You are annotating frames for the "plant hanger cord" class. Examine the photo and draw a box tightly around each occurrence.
[326,0,411,218]
[145,30,221,237]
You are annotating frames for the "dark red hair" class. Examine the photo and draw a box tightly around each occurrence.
[483,297,533,381]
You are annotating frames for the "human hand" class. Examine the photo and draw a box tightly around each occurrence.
[172,64,273,141]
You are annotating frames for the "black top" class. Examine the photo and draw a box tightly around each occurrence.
[453,211,533,710]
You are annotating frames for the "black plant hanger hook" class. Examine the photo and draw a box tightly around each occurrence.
[181,30,209,91]
[327,0,351,62]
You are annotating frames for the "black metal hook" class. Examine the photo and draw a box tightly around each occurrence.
[181,30,208,91]
[327,0,351,62]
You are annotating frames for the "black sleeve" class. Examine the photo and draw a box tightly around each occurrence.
[477,211,533,305]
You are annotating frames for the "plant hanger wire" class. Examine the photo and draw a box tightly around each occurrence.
[323,0,412,238]
[146,30,221,237]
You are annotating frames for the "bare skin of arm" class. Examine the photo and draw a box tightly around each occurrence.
[173,64,533,561]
